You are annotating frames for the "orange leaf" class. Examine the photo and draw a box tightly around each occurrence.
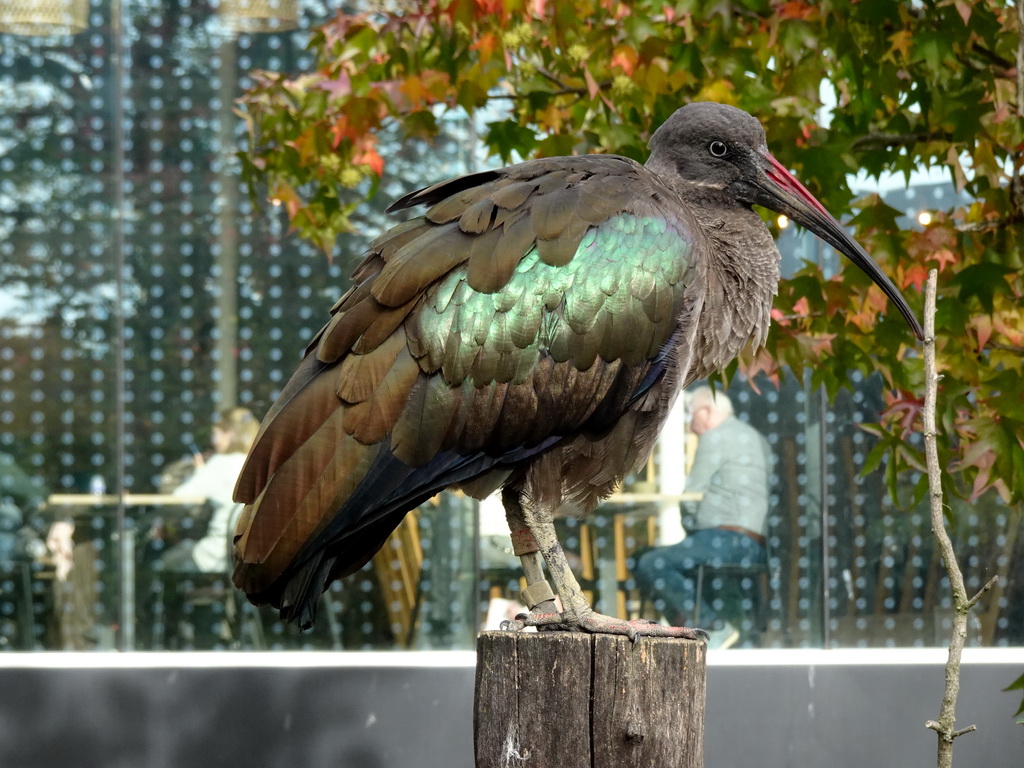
[992,313,1024,346]
[776,1,816,20]
[770,307,791,327]
[901,263,929,291]
[355,147,384,176]
[885,29,913,62]
[972,315,993,350]
[286,128,320,165]
[930,248,957,271]
[353,136,384,176]
[472,31,498,63]
[738,348,781,390]
[967,450,996,501]
[847,287,887,333]
[400,75,429,107]
[794,332,836,359]
[271,182,302,221]
[611,45,638,76]
[329,116,353,148]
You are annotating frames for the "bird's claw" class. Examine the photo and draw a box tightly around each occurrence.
[499,614,529,632]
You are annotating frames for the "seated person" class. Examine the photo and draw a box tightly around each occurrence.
[1,452,46,567]
[634,386,770,649]
[160,407,259,573]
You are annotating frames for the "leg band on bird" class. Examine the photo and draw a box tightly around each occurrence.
[509,527,539,556]
[520,580,557,611]
[503,489,559,615]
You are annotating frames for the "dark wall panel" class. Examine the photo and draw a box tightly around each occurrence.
[0,654,1020,768]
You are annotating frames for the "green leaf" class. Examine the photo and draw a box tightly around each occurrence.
[950,263,1015,314]
[484,119,538,163]
[1004,672,1024,719]
[857,428,891,478]
[986,372,1024,422]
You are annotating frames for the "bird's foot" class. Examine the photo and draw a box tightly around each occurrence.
[500,609,707,643]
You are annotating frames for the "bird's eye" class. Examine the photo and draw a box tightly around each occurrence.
[708,140,728,158]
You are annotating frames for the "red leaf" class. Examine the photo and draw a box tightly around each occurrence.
[882,393,924,437]
[583,66,600,99]
[954,1,971,24]
[317,71,352,99]
[901,263,929,291]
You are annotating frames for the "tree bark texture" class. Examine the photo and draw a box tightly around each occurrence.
[921,269,992,766]
[474,631,706,768]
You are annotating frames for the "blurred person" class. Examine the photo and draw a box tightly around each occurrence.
[0,452,47,567]
[160,407,259,573]
[634,386,771,649]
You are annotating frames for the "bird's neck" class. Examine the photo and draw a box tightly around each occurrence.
[689,205,782,379]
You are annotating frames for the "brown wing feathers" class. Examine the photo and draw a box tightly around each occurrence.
[232,154,684,615]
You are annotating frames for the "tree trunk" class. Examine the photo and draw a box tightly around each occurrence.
[474,631,706,767]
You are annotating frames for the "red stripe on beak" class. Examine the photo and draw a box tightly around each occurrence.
[763,152,831,219]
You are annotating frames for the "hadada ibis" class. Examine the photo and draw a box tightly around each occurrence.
[232,101,923,639]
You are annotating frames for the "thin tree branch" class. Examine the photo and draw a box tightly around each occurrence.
[965,574,999,610]
[922,269,990,768]
[927,721,979,739]
[954,219,1013,233]
[534,66,577,92]
[983,341,1024,356]
[970,42,1015,73]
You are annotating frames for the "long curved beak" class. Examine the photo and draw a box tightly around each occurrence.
[754,150,924,341]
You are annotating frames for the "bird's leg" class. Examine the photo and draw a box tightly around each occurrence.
[501,488,558,616]
[505,494,705,641]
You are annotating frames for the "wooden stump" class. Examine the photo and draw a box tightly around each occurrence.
[474,631,706,767]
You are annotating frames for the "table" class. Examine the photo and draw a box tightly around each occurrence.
[45,493,208,650]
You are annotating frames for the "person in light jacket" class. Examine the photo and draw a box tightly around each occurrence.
[635,386,771,649]
[161,407,259,573]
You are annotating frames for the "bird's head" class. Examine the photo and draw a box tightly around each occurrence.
[649,102,924,341]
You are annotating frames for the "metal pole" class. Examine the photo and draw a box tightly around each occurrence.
[110,0,131,651]
[213,39,239,410]
[819,385,831,649]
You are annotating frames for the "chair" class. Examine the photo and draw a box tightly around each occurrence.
[151,503,268,649]
[693,557,772,642]
[372,508,423,647]
[0,559,38,649]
